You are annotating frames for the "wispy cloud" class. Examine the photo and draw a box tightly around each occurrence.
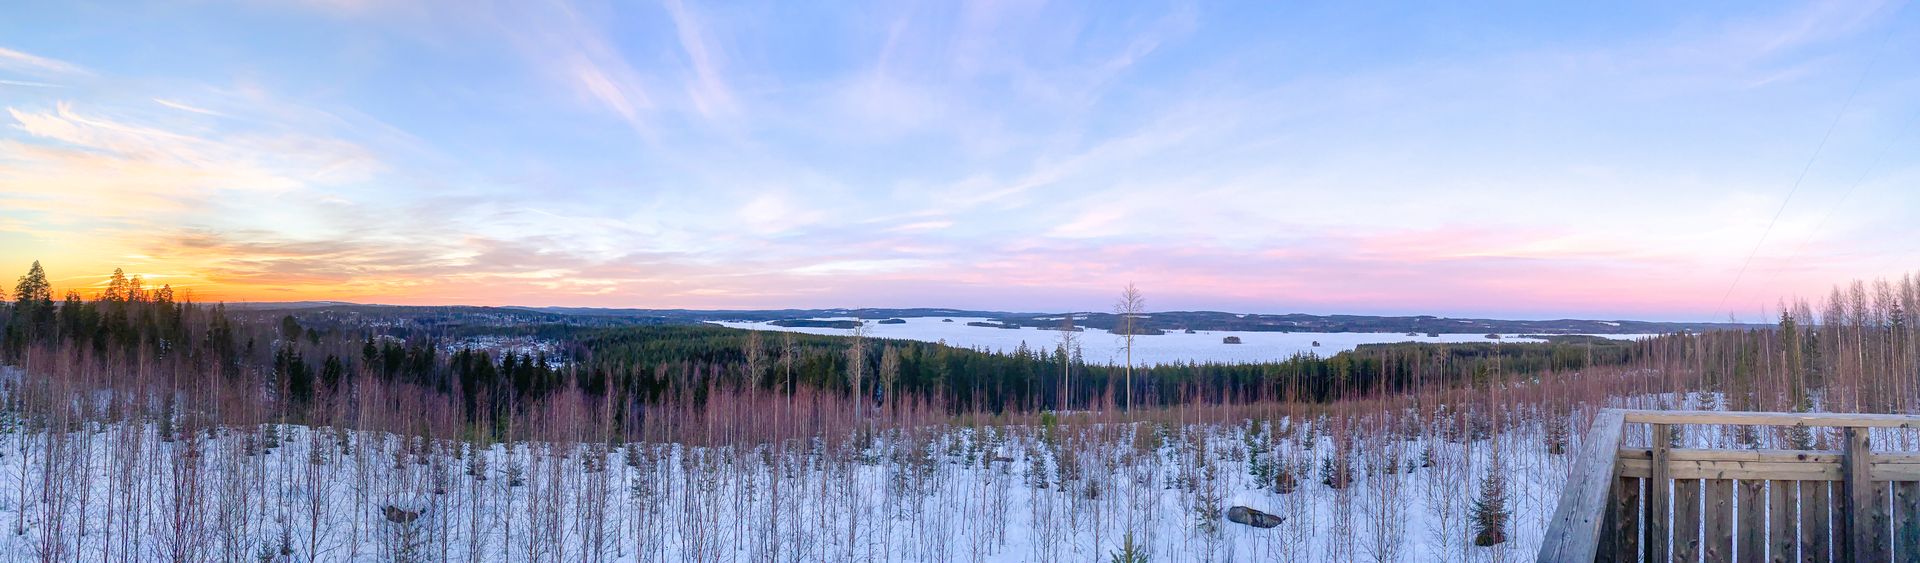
[0,46,89,76]
[661,0,739,120]
[153,98,227,117]
[0,1,1914,317]
[0,79,65,88]
[493,1,657,135]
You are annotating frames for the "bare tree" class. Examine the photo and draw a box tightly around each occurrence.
[847,322,869,421]
[1114,283,1145,413]
[1055,315,1079,411]
[780,332,796,398]
[745,331,768,388]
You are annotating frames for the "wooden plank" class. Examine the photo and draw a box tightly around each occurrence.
[1842,427,1871,563]
[1617,446,1920,467]
[1674,478,1702,563]
[1617,458,1843,481]
[1600,478,1621,563]
[1739,479,1765,561]
[1803,480,1830,563]
[1619,458,1920,482]
[1703,478,1734,562]
[1609,476,1641,563]
[1620,447,1847,464]
[1769,480,1796,563]
[1620,410,1920,429]
[1870,463,1920,481]
[1538,409,1628,563]
[1868,479,1890,563]
[1650,423,1673,563]
[1895,481,1920,562]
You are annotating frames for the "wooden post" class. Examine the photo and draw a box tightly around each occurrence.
[1539,410,1628,563]
[1647,423,1672,562]
[1842,426,1873,563]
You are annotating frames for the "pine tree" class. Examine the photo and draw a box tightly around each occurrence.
[1472,449,1510,546]
[1109,532,1149,563]
[104,268,128,302]
[9,261,54,345]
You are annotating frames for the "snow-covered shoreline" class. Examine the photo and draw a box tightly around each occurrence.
[711,317,1655,367]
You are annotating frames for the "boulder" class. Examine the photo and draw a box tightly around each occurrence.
[1226,505,1283,529]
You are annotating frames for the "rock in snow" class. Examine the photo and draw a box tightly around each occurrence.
[1226,505,1283,528]
[383,505,425,524]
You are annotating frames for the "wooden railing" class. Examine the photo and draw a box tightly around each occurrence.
[1538,409,1920,562]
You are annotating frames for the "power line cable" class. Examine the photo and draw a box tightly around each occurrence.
[1716,7,1905,312]
[1769,108,1919,276]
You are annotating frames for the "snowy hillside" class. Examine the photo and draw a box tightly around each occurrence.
[0,410,1585,562]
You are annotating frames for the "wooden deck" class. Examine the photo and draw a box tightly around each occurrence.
[1538,409,1920,562]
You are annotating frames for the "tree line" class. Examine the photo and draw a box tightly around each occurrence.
[16,260,1909,444]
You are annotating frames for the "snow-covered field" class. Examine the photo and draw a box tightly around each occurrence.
[0,414,1571,562]
[711,317,1655,366]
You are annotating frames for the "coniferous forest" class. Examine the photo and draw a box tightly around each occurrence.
[4,261,1920,560]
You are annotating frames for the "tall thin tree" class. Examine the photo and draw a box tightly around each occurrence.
[1056,315,1079,411]
[847,322,869,421]
[1114,283,1145,413]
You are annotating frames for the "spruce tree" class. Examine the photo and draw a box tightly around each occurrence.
[1785,395,1815,450]
[10,261,54,344]
[1109,532,1149,563]
[1472,449,1510,546]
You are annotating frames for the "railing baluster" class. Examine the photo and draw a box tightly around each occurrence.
[1869,476,1891,562]
[1674,478,1701,562]
[1738,479,1765,561]
[1802,480,1831,563]
[1768,479,1795,563]
[1893,480,1920,561]
[1601,475,1640,563]
[1703,478,1733,562]
[1651,423,1672,562]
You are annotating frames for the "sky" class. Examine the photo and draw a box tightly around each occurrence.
[2,0,1918,321]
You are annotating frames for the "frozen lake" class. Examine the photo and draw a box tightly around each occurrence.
[709,316,1656,367]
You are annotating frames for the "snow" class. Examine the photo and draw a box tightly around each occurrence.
[711,317,1655,366]
[0,416,1564,562]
